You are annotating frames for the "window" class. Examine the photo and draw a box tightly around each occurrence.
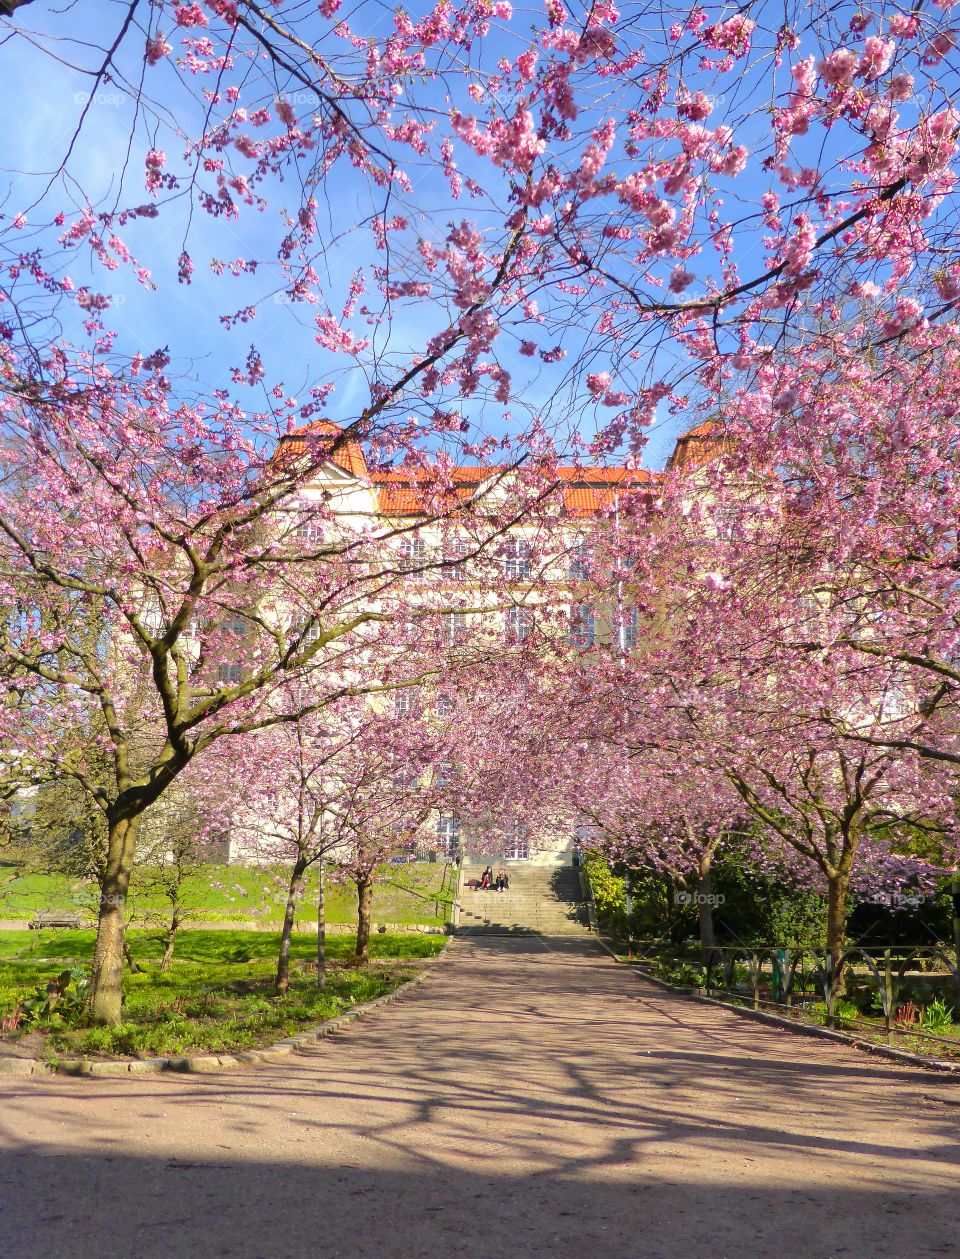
[291,618,321,645]
[292,510,323,545]
[398,535,427,572]
[443,537,471,581]
[435,694,454,717]
[568,541,591,581]
[569,605,595,649]
[501,537,532,580]
[394,691,417,718]
[506,606,532,644]
[506,823,529,861]
[443,611,468,646]
[391,764,420,790]
[619,606,638,651]
[217,663,242,683]
[436,814,459,858]
[434,760,459,789]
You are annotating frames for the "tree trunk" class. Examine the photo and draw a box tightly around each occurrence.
[87,813,139,1025]
[317,859,326,991]
[355,875,373,965]
[160,913,180,973]
[276,857,307,994]
[826,870,851,998]
[123,939,141,975]
[697,853,715,958]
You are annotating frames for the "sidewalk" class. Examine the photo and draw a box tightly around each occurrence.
[1,934,958,1258]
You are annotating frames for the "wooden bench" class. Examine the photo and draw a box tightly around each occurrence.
[28,911,83,930]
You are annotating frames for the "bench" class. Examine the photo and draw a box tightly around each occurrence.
[28,911,83,930]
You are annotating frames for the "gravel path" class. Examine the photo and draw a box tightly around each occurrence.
[1,934,959,1259]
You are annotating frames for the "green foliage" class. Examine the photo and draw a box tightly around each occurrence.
[655,959,705,988]
[919,998,956,1036]
[12,964,88,1028]
[51,969,401,1059]
[0,862,453,926]
[832,997,860,1029]
[583,851,627,935]
[767,890,828,949]
[0,929,445,1058]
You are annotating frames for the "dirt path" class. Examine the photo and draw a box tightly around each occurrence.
[1,935,959,1259]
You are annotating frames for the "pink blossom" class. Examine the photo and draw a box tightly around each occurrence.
[859,36,894,81]
[886,74,914,102]
[923,30,958,65]
[677,91,713,122]
[703,15,755,58]
[818,48,858,88]
[516,50,538,81]
[545,0,567,28]
[933,268,960,302]
[173,2,208,25]
[888,16,919,37]
[146,33,173,65]
[144,149,167,194]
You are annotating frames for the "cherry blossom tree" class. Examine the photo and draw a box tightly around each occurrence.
[3,0,960,1020]
[0,367,557,1022]
[217,690,446,988]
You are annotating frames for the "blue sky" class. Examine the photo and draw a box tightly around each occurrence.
[1,1,948,469]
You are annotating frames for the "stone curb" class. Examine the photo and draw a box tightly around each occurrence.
[602,943,960,1077]
[0,951,443,1080]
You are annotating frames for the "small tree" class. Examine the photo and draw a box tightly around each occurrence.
[133,796,212,972]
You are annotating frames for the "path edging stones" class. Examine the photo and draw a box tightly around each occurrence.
[0,955,443,1080]
[599,938,960,1076]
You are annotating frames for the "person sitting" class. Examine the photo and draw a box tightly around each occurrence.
[480,866,493,890]
[495,867,508,892]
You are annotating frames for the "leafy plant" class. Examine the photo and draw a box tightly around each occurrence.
[919,998,955,1036]
[656,960,704,988]
[832,997,860,1028]
[894,999,919,1027]
[14,968,88,1028]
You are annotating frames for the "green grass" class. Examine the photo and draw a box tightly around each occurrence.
[0,930,446,1059]
[0,861,455,926]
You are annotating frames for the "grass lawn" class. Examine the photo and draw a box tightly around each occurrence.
[0,861,455,926]
[0,929,446,1061]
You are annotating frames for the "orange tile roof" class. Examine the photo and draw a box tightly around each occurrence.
[666,419,728,473]
[275,421,677,516]
[278,421,369,478]
[371,466,657,516]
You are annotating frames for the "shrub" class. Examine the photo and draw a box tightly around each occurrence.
[919,998,955,1036]
[583,852,627,935]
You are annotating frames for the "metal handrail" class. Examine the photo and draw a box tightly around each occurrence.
[625,938,960,1054]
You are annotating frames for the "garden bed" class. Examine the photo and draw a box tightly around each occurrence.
[0,930,445,1062]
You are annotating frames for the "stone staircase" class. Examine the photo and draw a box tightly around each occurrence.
[455,864,592,936]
